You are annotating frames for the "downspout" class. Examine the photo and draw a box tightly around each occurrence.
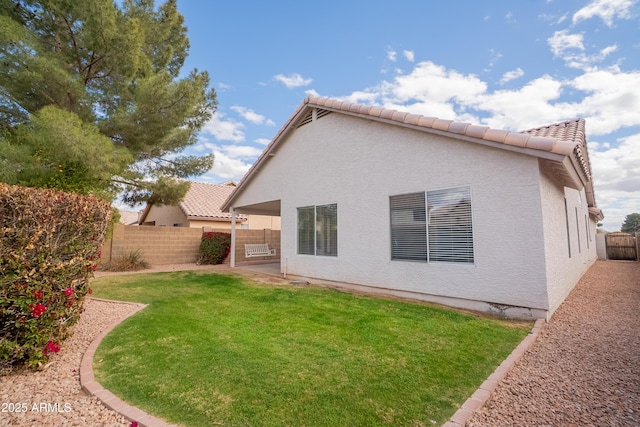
[230,207,236,268]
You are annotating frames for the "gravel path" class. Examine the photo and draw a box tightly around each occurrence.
[1,260,637,426]
[469,260,640,427]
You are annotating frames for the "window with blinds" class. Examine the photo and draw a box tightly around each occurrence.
[390,192,427,261]
[390,187,474,264]
[297,206,315,255]
[427,187,474,263]
[297,204,338,256]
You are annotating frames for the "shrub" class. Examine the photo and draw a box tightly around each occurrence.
[198,232,231,265]
[0,183,111,370]
[99,250,150,272]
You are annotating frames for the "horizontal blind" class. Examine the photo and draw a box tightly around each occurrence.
[390,192,427,261]
[427,187,474,263]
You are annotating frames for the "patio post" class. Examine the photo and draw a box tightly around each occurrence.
[230,207,236,267]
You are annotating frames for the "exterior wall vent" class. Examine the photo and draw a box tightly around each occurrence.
[296,108,332,128]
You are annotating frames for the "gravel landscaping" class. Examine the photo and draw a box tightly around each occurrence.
[1,260,637,426]
[0,298,136,427]
[469,260,640,427]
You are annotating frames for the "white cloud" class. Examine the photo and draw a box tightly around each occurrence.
[221,144,264,159]
[505,11,516,23]
[197,143,254,181]
[386,48,397,62]
[548,30,585,57]
[380,61,487,106]
[255,138,271,145]
[230,106,275,126]
[573,0,638,27]
[568,68,640,134]
[485,48,503,71]
[202,113,245,142]
[304,88,320,97]
[547,30,617,70]
[590,132,640,230]
[274,73,312,88]
[403,50,415,62]
[500,68,525,84]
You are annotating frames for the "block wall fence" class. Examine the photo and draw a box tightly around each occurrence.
[100,224,280,266]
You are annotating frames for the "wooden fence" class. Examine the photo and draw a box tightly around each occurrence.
[605,232,637,261]
[101,224,280,266]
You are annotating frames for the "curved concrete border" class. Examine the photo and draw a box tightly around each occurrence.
[79,298,177,427]
[80,296,545,427]
[443,318,546,426]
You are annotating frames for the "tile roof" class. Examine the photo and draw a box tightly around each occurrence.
[224,97,600,218]
[180,181,247,221]
[304,96,582,156]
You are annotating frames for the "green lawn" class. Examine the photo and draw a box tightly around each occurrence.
[91,271,531,427]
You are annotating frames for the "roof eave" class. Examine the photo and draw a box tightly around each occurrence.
[223,97,596,212]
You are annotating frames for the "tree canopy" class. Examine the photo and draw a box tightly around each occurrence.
[0,0,216,204]
[620,213,640,234]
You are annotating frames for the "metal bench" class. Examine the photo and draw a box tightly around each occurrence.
[244,243,276,258]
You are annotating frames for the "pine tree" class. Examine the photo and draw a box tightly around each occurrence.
[0,0,216,204]
[620,213,640,233]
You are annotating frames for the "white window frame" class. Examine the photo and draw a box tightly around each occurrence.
[297,204,338,257]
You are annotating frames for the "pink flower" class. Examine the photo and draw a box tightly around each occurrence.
[32,290,43,300]
[130,422,138,427]
[29,303,47,317]
[64,288,74,297]
[43,341,60,355]
[88,288,93,294]
[97,251,102,259]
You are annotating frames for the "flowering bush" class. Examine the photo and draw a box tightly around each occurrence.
[0,183,111,369]
[198,232,231,265]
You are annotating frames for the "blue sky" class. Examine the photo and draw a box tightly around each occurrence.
[169,0,639,232]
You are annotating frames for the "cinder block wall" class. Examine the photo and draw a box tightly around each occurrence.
[232,229,281,264]
[101,224,281,265]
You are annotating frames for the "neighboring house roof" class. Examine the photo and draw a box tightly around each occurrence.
[223,96,602,220]
[118,210,140,225]
[139,181,248,224]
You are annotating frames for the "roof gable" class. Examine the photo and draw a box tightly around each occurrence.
[223,97,600,218]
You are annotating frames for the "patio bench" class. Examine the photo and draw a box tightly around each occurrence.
[245,243,276,258]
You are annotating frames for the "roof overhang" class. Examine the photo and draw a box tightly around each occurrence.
[222,97,600,216]
[227,199,281,216]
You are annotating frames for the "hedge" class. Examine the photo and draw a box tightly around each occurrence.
[0,183,111,370]
[198,232,231,265]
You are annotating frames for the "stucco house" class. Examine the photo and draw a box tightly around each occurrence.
[221,96,603,319]
[139,181,280,230]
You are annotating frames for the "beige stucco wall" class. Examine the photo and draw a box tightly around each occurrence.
[246,214,282,230]
[143,205,279,230]
[230,112,561,317]
[142,204,187,227]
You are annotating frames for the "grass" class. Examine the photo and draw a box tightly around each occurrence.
[91,271,532,427]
